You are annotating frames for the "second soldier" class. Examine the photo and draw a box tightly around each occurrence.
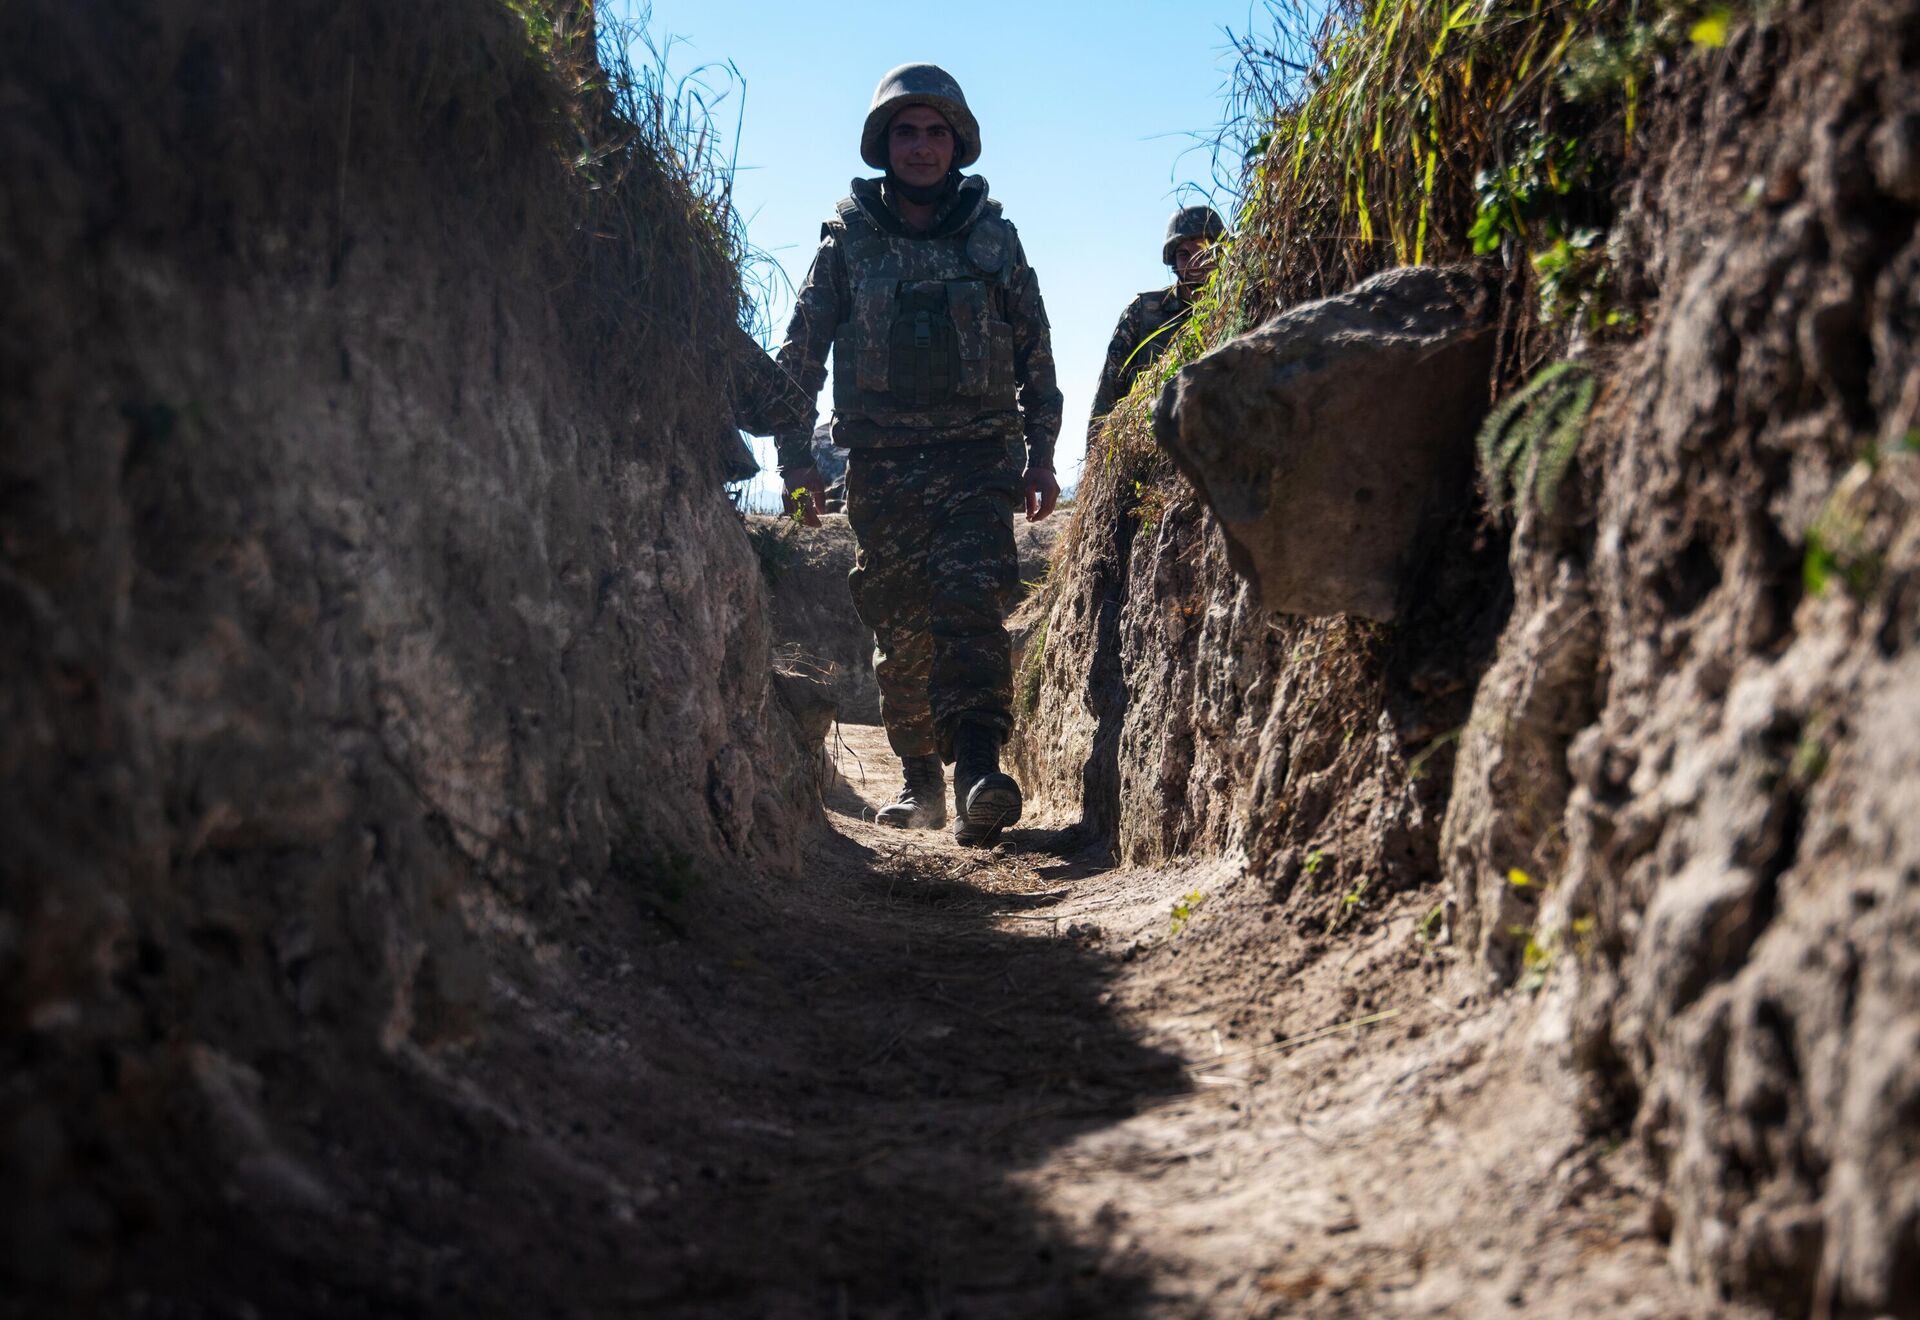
[1086,204,1227,444]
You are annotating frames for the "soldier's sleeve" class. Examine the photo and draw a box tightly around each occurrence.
[1006,238,1064,471]
[722,321,807,437]
[1086,302,1140,445]
[771,232,846,471]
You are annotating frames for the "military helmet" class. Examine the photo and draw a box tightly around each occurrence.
[861,63,981,171]
[1162,204,1228,266]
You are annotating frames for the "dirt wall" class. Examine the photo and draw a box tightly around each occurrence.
[1014,430,1504,931]
[1463,2,1920,1308]
[1016,0,1919,1310]
[0,2,816,1302]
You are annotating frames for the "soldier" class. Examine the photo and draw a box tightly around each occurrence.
[772,63,1062,846]
[1086,204,1227,443]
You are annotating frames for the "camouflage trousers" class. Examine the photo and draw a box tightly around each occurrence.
[844,438,1021,761]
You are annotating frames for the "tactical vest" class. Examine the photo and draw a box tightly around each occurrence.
[828,189,1021,432]
[1119,289,1191,393]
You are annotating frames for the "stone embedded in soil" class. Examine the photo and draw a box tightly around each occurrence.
[1152,264,1496,622]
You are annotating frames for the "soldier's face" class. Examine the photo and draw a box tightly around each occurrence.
[888,107,955,187]
[1172,238,1217,289]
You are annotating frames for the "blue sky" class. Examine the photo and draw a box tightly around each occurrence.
[604,0,1274,493]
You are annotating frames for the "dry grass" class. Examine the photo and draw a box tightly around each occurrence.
[503,2,755,422]
[1211,0,1739,341]
[1084,0,1745,488]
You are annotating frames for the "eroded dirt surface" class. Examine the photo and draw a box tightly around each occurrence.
[158,726,1756,1318]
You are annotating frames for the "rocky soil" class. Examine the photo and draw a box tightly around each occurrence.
[1471,2,1920,1307]
[6,715,1764,1316]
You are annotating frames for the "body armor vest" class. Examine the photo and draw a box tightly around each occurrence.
[828,188,1021,434]
[1119,289,1191,394]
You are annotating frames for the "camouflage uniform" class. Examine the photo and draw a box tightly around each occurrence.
[774,172,1061,759]
[844,438,1023,754]
[1086,286,1191,443]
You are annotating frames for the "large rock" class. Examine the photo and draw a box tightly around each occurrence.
[1153,265,1496,621]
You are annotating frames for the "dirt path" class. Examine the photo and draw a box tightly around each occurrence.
[234,726,1753,1317]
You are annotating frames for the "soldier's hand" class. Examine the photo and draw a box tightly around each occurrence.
[781,466,826,528]
[1023,466,1060,523]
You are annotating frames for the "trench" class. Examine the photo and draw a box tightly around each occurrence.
[172,725,1734,1320]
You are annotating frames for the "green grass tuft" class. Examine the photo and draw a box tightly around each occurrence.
[1475,360,1597,515]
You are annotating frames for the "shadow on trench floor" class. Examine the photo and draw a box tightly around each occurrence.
[115,725,1194,1318]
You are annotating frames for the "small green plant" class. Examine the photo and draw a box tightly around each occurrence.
[1803,461,1884,599]
[1560,3,1739,135]
[1688,5,1734,47]
[1531,228,1609,330]
[1789,722,1831,787]
[1476,361,1598,516]
[1130,478,1170,535]
[1509,924,1558,993]
[1304,848,1325,877]
[1468,126,1595,257]
[1416,902,1447,946]
[610,842,703,937]
[1570,915,1598,962]
[1169,889,1207,936]
[1407,726,1463,782]
[1328,873,1377,933]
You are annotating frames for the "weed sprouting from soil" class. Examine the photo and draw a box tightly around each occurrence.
[1476,360,1598,515]
[1169,890,1208,936]
[610,837,704,936]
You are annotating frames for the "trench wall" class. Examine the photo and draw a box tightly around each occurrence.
[0,2,816,1297]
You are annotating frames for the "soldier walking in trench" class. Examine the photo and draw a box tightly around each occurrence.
[1085,205,1227,442]
[772,63,1062,847]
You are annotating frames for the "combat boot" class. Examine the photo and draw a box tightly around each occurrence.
[951,720,1022,847]
[877,754,947,830]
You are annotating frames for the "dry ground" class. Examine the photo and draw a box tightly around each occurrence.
[162,726,1759,1318]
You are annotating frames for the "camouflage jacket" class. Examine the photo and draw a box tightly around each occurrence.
[773,175,1063,472]
[722,319,809,440]
[1087,285,1191,444]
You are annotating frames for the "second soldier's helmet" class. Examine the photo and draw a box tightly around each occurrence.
[861,63,981,171]
[1163,204,1228,266]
